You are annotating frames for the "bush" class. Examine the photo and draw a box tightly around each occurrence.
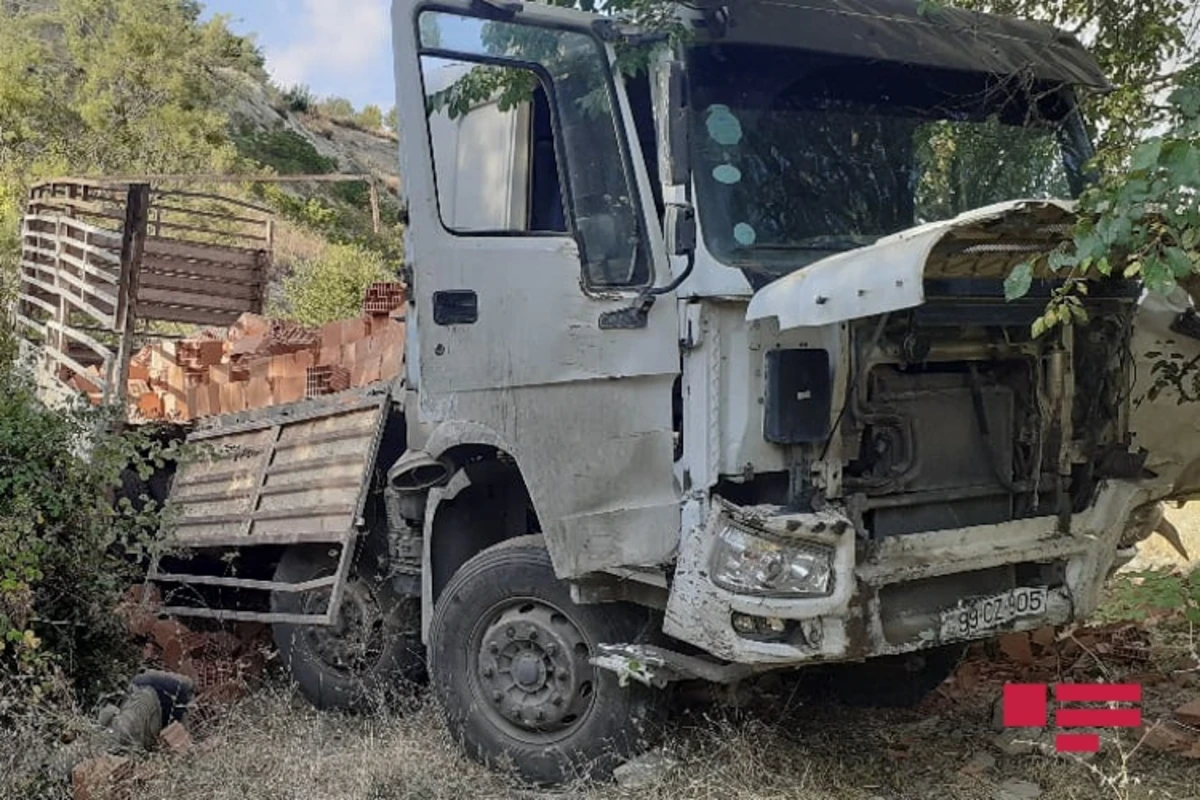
[233,126,338,176]
[316,96,356,122]
[274,243,396,327]
[282,84,315,113]
[356,105,384,131]
[0,364,171,702]
[254,184,404,264]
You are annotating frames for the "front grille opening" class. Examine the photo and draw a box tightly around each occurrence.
[878,562,1066,647]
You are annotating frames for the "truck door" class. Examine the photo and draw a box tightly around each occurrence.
[391,1,680,578]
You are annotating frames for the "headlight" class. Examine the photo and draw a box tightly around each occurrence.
[709,522,834,597]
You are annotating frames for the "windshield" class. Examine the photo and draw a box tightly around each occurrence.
[688,45,1091,283]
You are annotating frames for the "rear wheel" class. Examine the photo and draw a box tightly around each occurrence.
[271,545,424,711]
[429,536,661,785]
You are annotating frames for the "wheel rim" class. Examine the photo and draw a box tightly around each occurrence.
[471,598,597,742]
[301,578,386,674]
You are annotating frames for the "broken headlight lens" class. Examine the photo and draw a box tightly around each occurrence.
[709,523,834,597]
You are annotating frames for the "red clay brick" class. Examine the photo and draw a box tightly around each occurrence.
[158,721,193,754]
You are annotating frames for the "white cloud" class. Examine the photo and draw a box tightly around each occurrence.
[268,0,389,90]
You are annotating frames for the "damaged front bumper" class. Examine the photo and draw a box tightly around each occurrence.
[658,482,1150,667]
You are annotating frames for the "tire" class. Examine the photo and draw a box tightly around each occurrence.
[271,545,425,711]
[429,535,662,785]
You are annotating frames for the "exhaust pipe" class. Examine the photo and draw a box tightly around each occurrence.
[388,449,452,492]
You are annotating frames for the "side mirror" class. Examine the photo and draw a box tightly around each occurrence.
[654,59,690,187]
[664,203,696,257]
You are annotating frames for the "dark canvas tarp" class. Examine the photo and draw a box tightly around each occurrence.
[696,0,1109,89]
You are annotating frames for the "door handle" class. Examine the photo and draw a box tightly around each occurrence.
[433,290,478,325]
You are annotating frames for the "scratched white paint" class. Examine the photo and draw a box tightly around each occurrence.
[393,0,681,581]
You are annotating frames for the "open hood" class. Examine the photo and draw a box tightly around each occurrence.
[746,200,1076,331]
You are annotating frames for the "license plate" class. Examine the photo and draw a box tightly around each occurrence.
[940,587,1048,640]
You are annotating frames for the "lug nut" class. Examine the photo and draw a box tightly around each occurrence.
[529,629,539,641]
[553,697,564,707]
[547,644,558,656]
[536,710,546,721]
[483,667,494,678]
[489,643,499,654]
[492,692,502,703]
[506,626,515,638]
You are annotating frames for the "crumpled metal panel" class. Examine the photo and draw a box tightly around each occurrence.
[747,200,1076,330]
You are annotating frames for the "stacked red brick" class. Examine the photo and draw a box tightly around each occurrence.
[116,282,407,422]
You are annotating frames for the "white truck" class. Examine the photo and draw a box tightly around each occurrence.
[59,0,1200,785]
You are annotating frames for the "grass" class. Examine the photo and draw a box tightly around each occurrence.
[7,523,1200,799]
[10,647,1199,800]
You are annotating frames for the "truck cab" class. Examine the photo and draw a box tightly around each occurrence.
[371,0,1182,782]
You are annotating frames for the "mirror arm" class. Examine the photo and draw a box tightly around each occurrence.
[647,250,695,298]
[598,203,696,330]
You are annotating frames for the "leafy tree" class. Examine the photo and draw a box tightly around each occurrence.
[384,106,400,132]
[950,0,1197,167]
[0,0,260,267]
[1005,86,1200,334]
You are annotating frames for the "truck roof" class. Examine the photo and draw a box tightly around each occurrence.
[687,0,1109,90]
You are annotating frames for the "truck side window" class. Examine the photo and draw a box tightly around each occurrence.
[417,11,650,289]
[423,59,562,233]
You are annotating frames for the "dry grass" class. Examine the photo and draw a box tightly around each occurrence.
[9,508,1200,800]
[7,671,1194,800]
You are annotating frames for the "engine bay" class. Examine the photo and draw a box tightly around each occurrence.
[837,281,1140,538]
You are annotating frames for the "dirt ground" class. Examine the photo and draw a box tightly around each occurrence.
[8,510,1200,800]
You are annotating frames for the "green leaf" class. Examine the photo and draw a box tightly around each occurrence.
[1031,315,1049,339]
[1048,249,1078,272]
[1143,254,1176,292]
[1130,139,1164,172]
[1004,262,1034,301]
[1169,86,1200,119]
[1073,229,1105,262]
[1166,247,1197,278]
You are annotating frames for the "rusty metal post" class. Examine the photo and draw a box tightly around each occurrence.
[111,184,151,409]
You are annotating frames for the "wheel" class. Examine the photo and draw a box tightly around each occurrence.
[271,545,424,711]
[429,535,662,785]
[807,644,967,708]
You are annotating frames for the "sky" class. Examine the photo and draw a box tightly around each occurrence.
[200,0,396,112]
